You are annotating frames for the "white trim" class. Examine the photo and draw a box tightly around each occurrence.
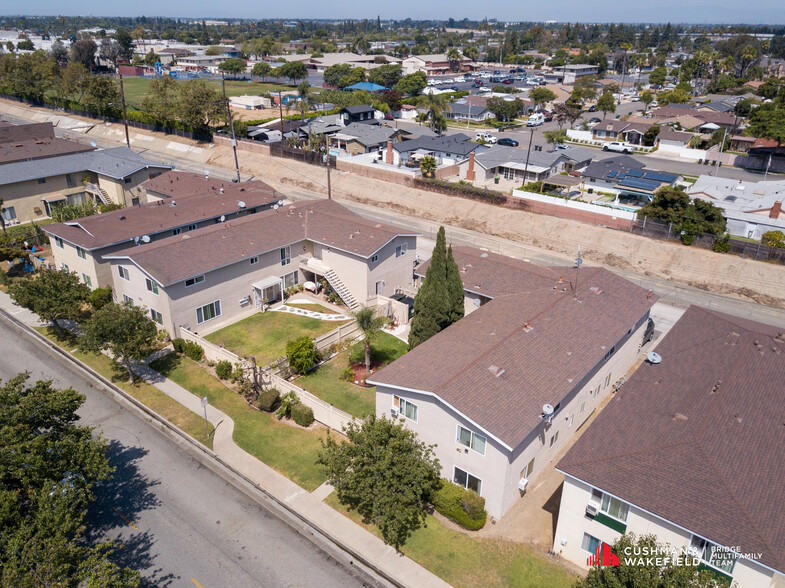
[559,472,781,577]
[368,380,513,451]
[100,256,165,290]
[452,465,483,496]
[456,424,487,456]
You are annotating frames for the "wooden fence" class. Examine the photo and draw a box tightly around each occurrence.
[272,374,359,433]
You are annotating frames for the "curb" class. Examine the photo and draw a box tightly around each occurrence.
[0,309,404,588]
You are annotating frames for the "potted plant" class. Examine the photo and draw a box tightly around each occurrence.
[419,155,437,178]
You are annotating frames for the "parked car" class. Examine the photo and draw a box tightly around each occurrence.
[454,76,465,83]
[554,144,571,150]
[603,141,633,154]
[497,137,520,147]
[475,132,498,144]
[587,105,597,112]
[649,100,659,108]
[474,80,484,86]
[502,78,514,84]
[631,95,641,102]
[493,69,500,74]
[451,86,459,91]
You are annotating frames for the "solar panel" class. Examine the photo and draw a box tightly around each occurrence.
[617,172,627,180]
[607,170,617,178]
[643,171,676,183]
[617,178,661,191]
[627,169,643,178]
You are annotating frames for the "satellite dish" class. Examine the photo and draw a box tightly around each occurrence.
[277,200,283,206]
[90,141,97,147]
[134,236,140,244]
[647,352,662,364]
[542,403,554,416]
[219,215,226,222]
[273,204,279,210]
[141,235,151,243]
[238,201,246,208]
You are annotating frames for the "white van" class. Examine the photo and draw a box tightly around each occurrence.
[527,113,545,127]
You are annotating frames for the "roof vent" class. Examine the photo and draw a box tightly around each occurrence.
[219,188,224,194]
[710,380,722,394]
[171,201,177,206]
[238,201,246,208]
[480,252,489,258]
[488,365,505,377]
[119,215,126,220]
[589,286,602,295]
[522,322,533,332]
[674,413,688,421]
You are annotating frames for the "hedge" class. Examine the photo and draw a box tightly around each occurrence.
[414,177,510,207]
[183,341,204,362]
[291,402,315,427]
[431,481,487,530]
[215,360,232,379]
[257,387,280,412]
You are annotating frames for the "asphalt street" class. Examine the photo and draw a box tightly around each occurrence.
[0,316,370,588]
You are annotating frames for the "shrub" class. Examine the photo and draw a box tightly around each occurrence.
[276,391,300,419]
[257,387,280,412]
[713,234,731,253]
[90,287,112,310]
[184,341,204,361]
[215,360,232,379]
[291,403,315,427]
[172,338,186,353]
[155,329,170,342]
[340,366,355,382]
[286,336,319,374]
[431,482,487,530]
[762,230,785,249]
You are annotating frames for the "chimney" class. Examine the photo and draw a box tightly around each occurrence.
[770,201,782,219]
[466,151,476,181]
[385,140,393,165]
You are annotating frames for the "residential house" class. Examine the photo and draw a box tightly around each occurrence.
[656,127,697,152]
[553,306,785,588]
[0,122,94,165]
[0,136,171,224]
[340,105,380,125]
[393,104,420,120]
[460,145,592,185]
[687,176,785,239]
[103,199,418,336]
[392,133,486,167]
[728,136,756,153]
[591,121,654,145]
[444,102,494,123]
[247,119,305,142]
[329,123,401,155]
[368,246,656,519]
[43,172,282,290]
[401,53,475,75]
[650,106,737,131]
[581,156,679,199]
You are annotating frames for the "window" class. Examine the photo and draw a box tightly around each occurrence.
[580,402,585,414]
[185,275,204,288]
[53,236,64,249]
[249,256,259,265]
[118,266,130,280]
[393,395,418,422]
[581,533,601,554]
[145,278,159,295]
[124,177,132,184]
[603,345,616,361]
[689,536,736,575]
[172,228,182,236]
[591,489,629,522]
[283,271,299,289]
[38,178,46,184]
[604,373,612,388]
[60,262,69,273]
[453,467,482,495]
[150,309,163,325]
[549,431,559,447]
[524,458,535,479]
[76,246,86,260]
[457,425,486,455]
[280,246,291,266]
[122,294,134,306]
[395,243,407,257]
[1,206,16,221]
[196,300,221,324]
[248,207,257,214]
[66,174,76,188]
[81,274,92,287]
[370,254,379,263]
[569,414,574,427]
[187,224,197,231]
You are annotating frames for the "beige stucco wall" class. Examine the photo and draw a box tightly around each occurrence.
[365,235,417,301]
[553,476,780,588]
[1,172,96,222]
[374,312,650,520]
[49,239,102,290]
[97,167,168,207]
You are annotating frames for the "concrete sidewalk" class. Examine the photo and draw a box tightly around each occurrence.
[1,292,449,588]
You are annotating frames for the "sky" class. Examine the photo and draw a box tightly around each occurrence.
[2,0,785,25]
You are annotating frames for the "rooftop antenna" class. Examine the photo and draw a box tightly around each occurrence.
[573,245,582,298]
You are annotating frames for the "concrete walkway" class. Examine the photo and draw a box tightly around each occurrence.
[1,292,449,588]
[273,304,350,321]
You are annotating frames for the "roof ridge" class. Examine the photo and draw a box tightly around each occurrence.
[560,439,695,470]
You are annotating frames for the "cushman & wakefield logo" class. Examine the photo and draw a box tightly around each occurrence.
[587,542,619,567]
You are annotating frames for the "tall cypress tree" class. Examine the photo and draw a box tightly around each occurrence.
[445,245,465,324]
[408,227,451,349]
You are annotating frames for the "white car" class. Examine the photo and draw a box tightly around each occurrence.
[479,72,491,79]
[475,132,497,144]
[649,100,659,108]
[454,76,465,83]
[603,141,633,154]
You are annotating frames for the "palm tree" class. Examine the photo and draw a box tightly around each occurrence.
[297,81,316,121]
[421,92,446,133]
[352,307,391,373]
[446,48,463,72]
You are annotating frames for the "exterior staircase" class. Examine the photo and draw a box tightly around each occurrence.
[85,182,111,205]
[323,268,360,310]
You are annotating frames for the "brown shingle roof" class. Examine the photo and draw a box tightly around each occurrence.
[107,199,416,285]
[371,251,656,449]
[558,305,785,573]
[44,178,281,250]
[142,170,277,201]
[0,122,94,164]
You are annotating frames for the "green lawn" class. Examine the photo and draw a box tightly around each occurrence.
[35,328,213,449]
[150,353,328,491]
[118,77,297,109]
[325,494,574,588]
[205,310,351,366]
[296,333,408,419]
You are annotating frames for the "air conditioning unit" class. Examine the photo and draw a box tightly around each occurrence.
[518,478,529,492]
[585,504,599,517]
[390,406,399,418]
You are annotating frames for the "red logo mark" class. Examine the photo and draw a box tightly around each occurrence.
[587,542,620,567]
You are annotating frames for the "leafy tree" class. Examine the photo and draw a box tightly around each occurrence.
[393,71,427,96]
[486,96,524,121]
[0,233,26,263]
[762,230,785,248]
[596,91,616,119]
[324,63,354,87]
[378,89,402,111]
[553,102,581,129]
[279,60,308,84]
[141,75,180,126]
[545,129,568,146]
[367,64,402,89]
[81,74,120,115]
[638,186,727,243]
[143,50,160,66]
[70,38,98,70]
[49,39,69,66]
[114,28,135,60]
[218,57,246,76]
[733,98,751,119]
[317,415,441,550]
[9,268,91,338]
[643,125,661,147]
[0,372,140,587]
[420,91,447,133]
[99,38,121,67]
[648,66,667,86]
[658,88,691,104]
[409,226,455,349]
[205,45,223,56]
[641,90,654,110]
[79,302,158,382]
[445,245,465,325]
[571,75,598,102]
[16,38,35,51]
[351,307,391,372]
[8,51,58,103]
[748,103,785,144]
[577,533,723,588]
[177,80,225,132]
[529,87,556,110]
[251,61,272,81]
[286,336,319,375]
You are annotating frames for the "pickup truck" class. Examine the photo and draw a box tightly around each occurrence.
[475,132,497,144]
[602,141,633,154]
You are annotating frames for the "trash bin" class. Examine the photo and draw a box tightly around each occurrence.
[494,176,500,184]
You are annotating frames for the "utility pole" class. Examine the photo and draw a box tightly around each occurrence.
[118,72,130,147]
[522,129,534,186]
[278,90,285,140]
[221,71,241,182]
[325,154,332,200]
[713,127,728,177]
[764,152,773,181]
